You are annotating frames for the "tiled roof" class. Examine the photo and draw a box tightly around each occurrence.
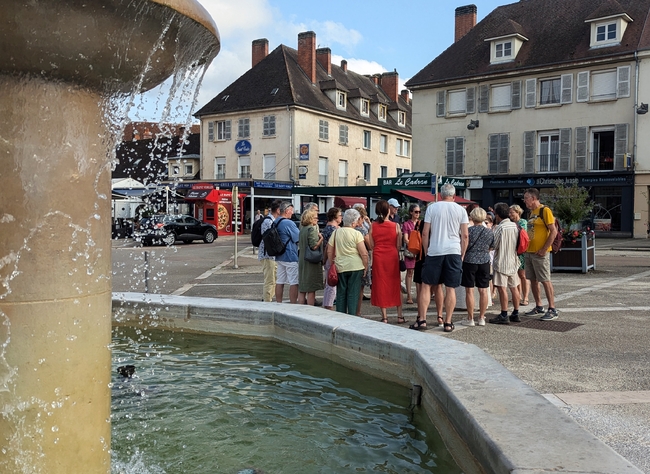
[195,45,411,133]
[406,0,650,88]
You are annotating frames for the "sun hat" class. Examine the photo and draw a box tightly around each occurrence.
[387,198,399,207]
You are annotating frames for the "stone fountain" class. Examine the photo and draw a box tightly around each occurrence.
[0,1,219,472]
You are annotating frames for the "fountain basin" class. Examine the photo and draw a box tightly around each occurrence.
[113,293,642,474]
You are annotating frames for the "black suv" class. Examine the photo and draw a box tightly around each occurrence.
[135,215,218,246]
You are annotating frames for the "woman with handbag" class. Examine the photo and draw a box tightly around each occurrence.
[368,200,405,324]
[327,209,368,315]
[298,209,324,305]
[401,204,421,304]
[321,207,342,310]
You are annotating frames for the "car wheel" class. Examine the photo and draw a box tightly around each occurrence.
[203,230,216,243]
[163,233,176,246]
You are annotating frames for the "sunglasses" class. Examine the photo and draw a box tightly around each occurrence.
[413,211,421,214]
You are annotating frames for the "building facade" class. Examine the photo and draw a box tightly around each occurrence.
[406,1,650,237]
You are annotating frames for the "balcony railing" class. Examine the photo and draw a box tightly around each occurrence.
[263,172,276,180]
[590,152,614,171]
[538,154,559,172]
[239,172,251,179]
[215,172,226,180]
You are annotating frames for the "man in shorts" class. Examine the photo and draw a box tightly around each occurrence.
[488,202,521,324]
[274,202,300,304]
[258,200,281,302]
[412,183,469,333]
[523,188,559,320]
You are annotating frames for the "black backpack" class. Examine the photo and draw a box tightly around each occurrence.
[263,217,290,257]
[251,215,271,247]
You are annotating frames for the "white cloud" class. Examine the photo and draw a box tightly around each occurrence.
[331,54,386,76]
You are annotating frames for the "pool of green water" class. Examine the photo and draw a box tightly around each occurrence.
[111,327,461,473]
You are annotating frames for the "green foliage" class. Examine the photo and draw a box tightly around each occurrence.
[547,183,594,228]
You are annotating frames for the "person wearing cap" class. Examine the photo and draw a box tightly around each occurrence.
[387,198,402,225]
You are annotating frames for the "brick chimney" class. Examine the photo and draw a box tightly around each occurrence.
[401,89,410,104]
[341,59,347,72]
[316,47,332,76]
[297,31,317,83]
[379,71,399,103]
[455,5,477,42]
[252,38,269,68]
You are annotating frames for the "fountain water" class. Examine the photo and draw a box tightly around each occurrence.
[0,2,219,472]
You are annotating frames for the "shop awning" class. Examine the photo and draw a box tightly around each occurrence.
[184,189,219,202]
[397,189,475,205]
[334,196,367,209]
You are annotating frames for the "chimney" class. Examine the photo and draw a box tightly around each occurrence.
[316,47,332,76]
[341,59,347,72]
[252,38,269,68]
[372,74,380,86]
[297,31,317,83]
[455,5,477,42]
[401,89,410,104]
[379,71,399,103]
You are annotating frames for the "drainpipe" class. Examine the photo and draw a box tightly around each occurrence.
[288,105,294,183]
[634,51,639,171]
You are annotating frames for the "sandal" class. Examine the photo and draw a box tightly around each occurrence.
[436,316,444,327]
[521,300,529,306]
[443,322,455,333]
[397,316,407,324]
[406,300,414,305]
[381,318,388,324]
[409,319,427,330]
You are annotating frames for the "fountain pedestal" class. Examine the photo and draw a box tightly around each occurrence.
[0,2,219,472]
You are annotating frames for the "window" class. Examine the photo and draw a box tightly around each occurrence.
[319,157,328,186]
[445,137,465,175]
[491,84,511,111]
[339,124,348,145]
[363,130,371,149]
[448,89,467,114]
[380,166,388,178]
[403,140,410,157]
[591,129,615,171]
[597,23,616,42]
[398,111,406,127]
[495,40,512,59]
[238,118,250,138]
[380,134,387,153]
[591,70,617,100]
[172,165,180,176]
[215,120,231,140]
[338,160,348,186]
[577,67,630,102]
[378,104,387,121]
[361,99,370,116]
[395,139,410,157]
[396,138,403,156]
[263,115,275,136]
[215,157,226,179]
[538,133,559,172]
[184,164,193,175]
[337,91,347,109]
[363,163,371,182]
[263,154,276,179]
[488,133,509,174]
[238,156,251,178]
[319,120,329,141]
[396,168,403,176]
[540,78,561,105]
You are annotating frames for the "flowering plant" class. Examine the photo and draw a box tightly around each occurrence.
[561,227,595,244]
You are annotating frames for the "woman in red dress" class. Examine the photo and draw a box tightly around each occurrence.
[369,200,405,324]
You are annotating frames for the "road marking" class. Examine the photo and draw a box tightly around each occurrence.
[554,269,650,303]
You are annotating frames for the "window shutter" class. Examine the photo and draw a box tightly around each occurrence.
[617,66,631,98]
[225,120,231,140]
[488,134,499,174]
[455,137,464,175]
[511,80,522,109]
[559,128,571,172]
[498,134,509,174]
[466,87,476,114]
[577,71,589,102]
[561,74,573,104]
[524,131,535,173]
[525,79,536,108]
[436,90,446,117]
[478,84,489,113]
[446,138,455,175]
[208,121,214,141]
[575,127,587,172]
[614,123,628,170]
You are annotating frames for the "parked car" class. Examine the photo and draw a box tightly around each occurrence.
[135,214,218,246]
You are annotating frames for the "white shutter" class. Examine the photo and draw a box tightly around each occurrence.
[525,78,537,108]
[208,121,214,141]
[498,134,509,174]
[488,134,499,174]
[436,90,446,117]
[559,128,571,172]
[511,80,522,109]
[576,71,590,102]
[524,131,535,173]
[617,65,631,98]
[455,137,464,175]
[614,123,628,170]
[561,74,573,104]
[575,127,587,172]
[466,87,476,114]
[446,138,455,176]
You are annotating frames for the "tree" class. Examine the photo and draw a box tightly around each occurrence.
[547,183,594,228]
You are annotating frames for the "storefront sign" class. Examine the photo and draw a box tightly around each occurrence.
[253,181,293,190]
[235,140,252,155]
[437,176,467,189]
[379,175,431,188]
[299,144,309,161]
[485,174,634,188]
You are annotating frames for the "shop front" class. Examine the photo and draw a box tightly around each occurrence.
[481,173,634,237]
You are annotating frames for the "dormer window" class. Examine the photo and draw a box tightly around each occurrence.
[586,14,632,48]
[378,104,387,122]
[495,40,512,59]
[398,111,406,127]
[361,99,370,117]
[337,91,347,110]
[485,34,527,64]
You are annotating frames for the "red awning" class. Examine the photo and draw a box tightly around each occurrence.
[334,196,366,209]
[397,189,475,205]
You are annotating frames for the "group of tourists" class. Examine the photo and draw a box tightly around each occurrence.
[256,185,559,333]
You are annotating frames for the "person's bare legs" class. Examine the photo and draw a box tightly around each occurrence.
[417,282,431,324]
[530,279,543,307]
[405,269,414,303]
[497,285,508,312]
[477,287,489,321]
[396,305,404,323]
[380,307,388,322]
[518,269,529,304]
[510,285,521,311]
[306,292,316,306]
[541,280,555,308]
[434,284,444,325]
[465,287,475,321]
[444,286,456,324]
[275,284,284,303]
[298,292,306,304]
[356,284,365,316]
[289,284,298,304]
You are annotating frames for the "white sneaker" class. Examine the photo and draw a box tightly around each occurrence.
[477,318,486,326]
[462,319,475,327]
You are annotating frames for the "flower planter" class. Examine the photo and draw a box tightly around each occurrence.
[550,234,595,273]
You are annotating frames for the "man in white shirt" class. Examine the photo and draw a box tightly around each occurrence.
[412,184,469,333]
[489,202,521,324]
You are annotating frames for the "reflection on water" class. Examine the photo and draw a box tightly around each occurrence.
[111,327,461,474]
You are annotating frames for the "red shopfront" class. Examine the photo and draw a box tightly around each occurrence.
[185,184,244,236]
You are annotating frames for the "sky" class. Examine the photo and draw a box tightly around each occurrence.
[134,0,508,122]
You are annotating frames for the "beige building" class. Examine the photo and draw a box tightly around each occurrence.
[194,31,412,212]
[406,1,650,237]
